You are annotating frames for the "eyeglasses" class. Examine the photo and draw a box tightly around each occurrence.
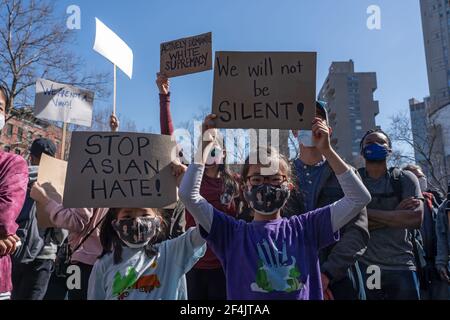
[246,175,287,186]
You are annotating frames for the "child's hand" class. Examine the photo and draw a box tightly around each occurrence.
[156,72,170,95]
[30,182,51,206]
[312,117,331,154]
[202,114,218,138]
[171,161,187,187]
[110,114,120,132]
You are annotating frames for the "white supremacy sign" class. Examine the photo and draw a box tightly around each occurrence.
[34,79,94,127]
[63,132,178,208]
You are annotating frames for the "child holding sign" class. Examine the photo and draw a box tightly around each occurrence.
[185,135,239,300]
[179,114,372,300]
[156,72,240,299]
[88,206,206,300]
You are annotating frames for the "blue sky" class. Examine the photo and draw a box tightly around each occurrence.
[54,0,429,133]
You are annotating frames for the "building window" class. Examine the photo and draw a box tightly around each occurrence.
[27,131,33,142]
[15,149,21,155]
[17,127,23,142]
[6,124,13,137]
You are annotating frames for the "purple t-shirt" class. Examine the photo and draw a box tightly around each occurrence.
[201,206,339,300]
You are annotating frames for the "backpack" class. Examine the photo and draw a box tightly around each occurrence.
[12,185,52,264]
[12,166,55,264]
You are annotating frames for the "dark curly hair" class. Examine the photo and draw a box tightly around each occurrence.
[99,208,168,265]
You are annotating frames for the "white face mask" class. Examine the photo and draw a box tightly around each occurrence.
[0,114,5,131]
[418,177,428,192]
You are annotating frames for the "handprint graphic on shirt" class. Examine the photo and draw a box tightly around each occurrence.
[251,239,303,293]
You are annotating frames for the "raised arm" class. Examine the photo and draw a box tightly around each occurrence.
[178,163,213,233]
[312,118,371,233]
[329,170,372,232]
[30,182,93,233]
[177,114,219,232]
[156,73,174,136]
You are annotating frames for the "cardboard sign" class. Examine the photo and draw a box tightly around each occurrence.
[160,32,212,78]
[212,52,316,130]
[34,79,94,127]
[93,18,133,79]
[36,154,68,228]
[63,132,178,208]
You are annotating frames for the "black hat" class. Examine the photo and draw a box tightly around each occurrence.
[29,138,57,158]
[316,101,329,124]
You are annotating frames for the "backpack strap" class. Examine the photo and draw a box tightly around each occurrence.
[388,167,403,203]
[69,211,107,261]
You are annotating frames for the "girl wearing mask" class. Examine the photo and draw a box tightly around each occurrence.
[87,207,205,300]
[178,114,372,300]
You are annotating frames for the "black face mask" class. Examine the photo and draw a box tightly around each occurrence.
[112,216,161,248]
[244,183,290,216]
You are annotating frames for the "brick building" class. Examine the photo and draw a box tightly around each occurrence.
[0,108,67,159]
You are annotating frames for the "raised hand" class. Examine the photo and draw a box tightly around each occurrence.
[312,117,331,154]
[30,182,51,206]
[156,72,170,95]
[110,114,120,132]
[171,161,188,187]
[200,114,219,164]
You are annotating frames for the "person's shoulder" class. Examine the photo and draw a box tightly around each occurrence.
[93,252,114,272]
[0,151,27,172]
[399,169,419,185]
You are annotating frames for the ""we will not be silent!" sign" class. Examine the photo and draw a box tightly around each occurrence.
[212,52,317,130]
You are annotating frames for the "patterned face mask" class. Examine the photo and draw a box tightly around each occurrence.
[112,216,161,249]
[244,183,291,216]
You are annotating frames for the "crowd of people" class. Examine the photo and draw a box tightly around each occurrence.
[0,74,449,301]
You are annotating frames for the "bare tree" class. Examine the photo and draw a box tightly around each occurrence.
[388,111,449,195]
[0,0,109,121]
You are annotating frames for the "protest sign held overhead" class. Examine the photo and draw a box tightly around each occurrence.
[160,32,212,78]
[34,79,94,127]
[36,154,68,228]
[93,17,134,79]
[63,132,178,209]
[212,52,317,130]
